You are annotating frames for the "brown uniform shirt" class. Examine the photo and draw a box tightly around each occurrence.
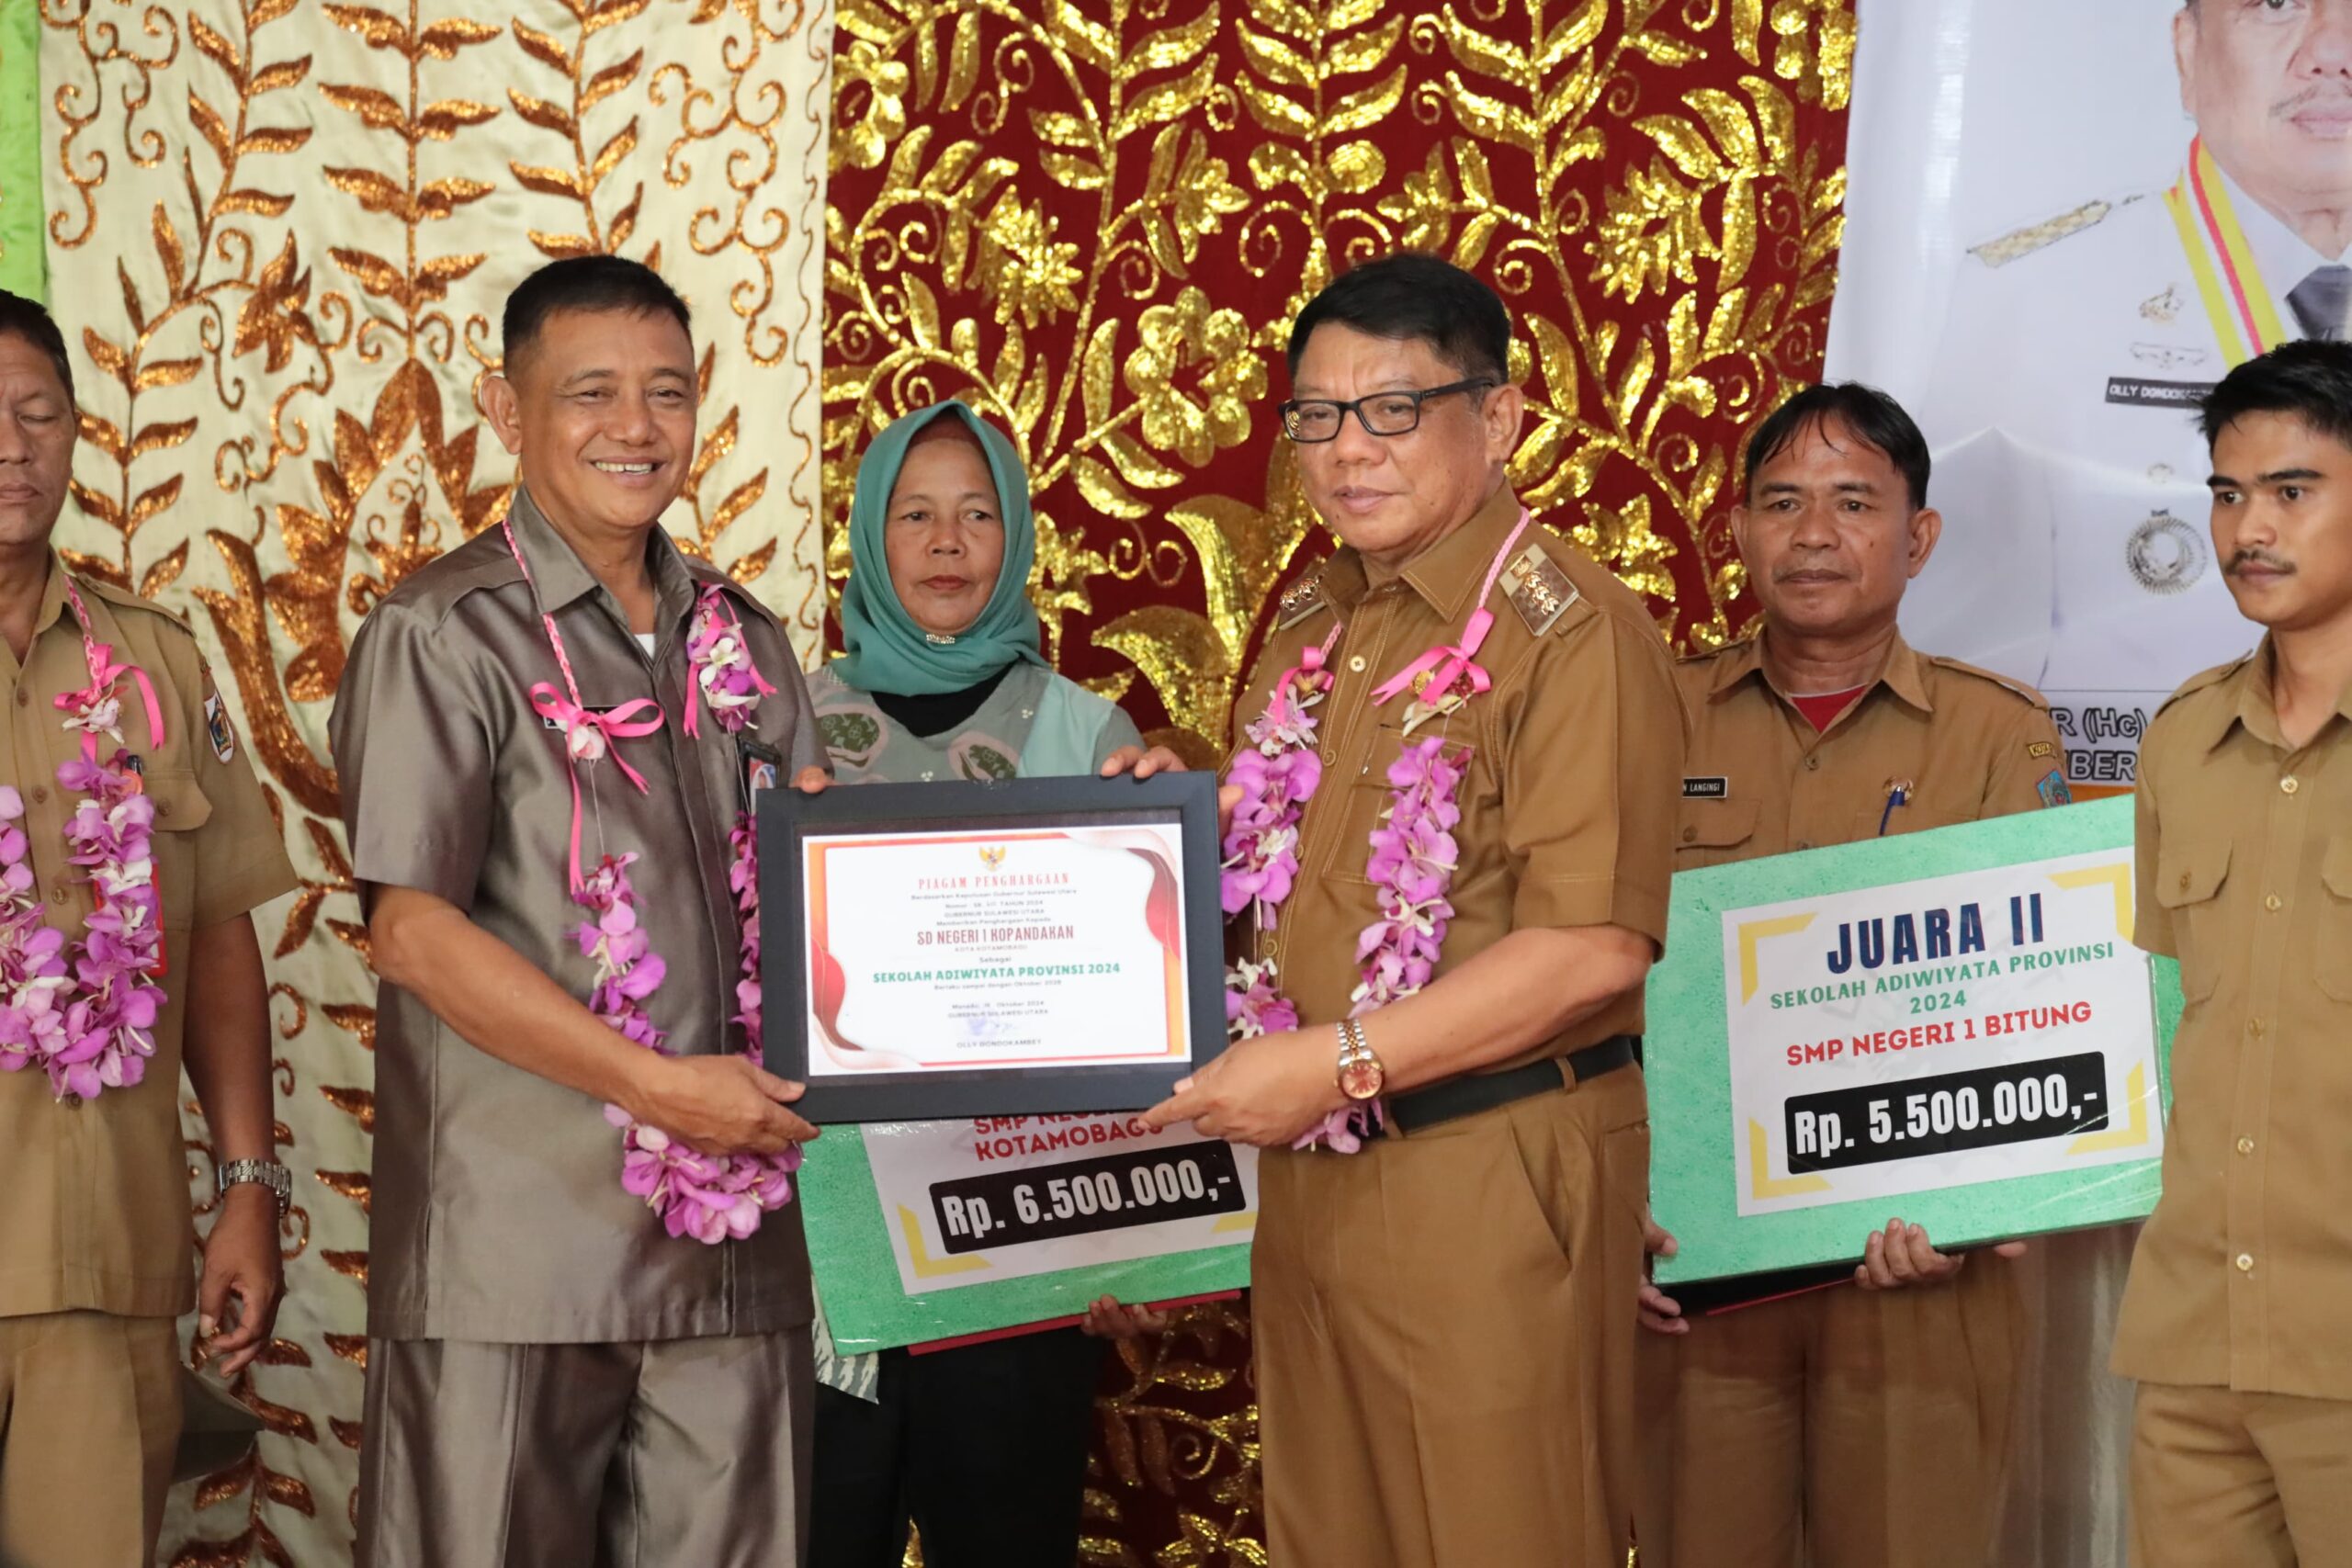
[331,490,822,1344]
[2114,642,2352,1400]
[1670,631,2068,1300]
[1230,485,1683,1069]
[1672,631,2071,868]
[0,559,297,1319]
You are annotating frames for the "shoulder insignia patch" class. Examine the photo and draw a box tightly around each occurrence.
[2036,768,2072,809]
[204,690,236,763]
[2027,740,2055,760]
[1968,198,2114,268]
[1273,568,1328,629]
[1499,545,1579,637]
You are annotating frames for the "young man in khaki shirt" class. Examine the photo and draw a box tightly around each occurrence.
[2118,339,2352,1565]
[1638,385,2066,1568]
[1143,254,1683,1566]
[0,290,297,1566]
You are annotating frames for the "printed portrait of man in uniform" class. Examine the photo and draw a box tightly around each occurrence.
[1828,0,2352,795]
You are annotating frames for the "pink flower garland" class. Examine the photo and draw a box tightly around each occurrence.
[1220,650,1472,1154]
[575,585,801,1246]
[0,583,168,1102]
[1220,519,1533,1154]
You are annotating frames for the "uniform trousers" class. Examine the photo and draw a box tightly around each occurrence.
[1634,1256,2021,1568]
[1253,1064,1650,1568]
[356,1329,812,1568]
[2129,1382,2352,1568]
[808,1328,1103,1568]
[0,1310,181,1568]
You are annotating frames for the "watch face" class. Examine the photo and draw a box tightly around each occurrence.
[1339,1055,1384,1101]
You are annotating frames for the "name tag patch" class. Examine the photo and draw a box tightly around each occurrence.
[2104,376,2213,409]
[1682,776,1728,799]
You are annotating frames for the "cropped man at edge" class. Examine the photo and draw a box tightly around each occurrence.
[0,288,296,1568]
[1636,383,2069,1568]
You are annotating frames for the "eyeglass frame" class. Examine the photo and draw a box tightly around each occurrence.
[1277,377,1498,444]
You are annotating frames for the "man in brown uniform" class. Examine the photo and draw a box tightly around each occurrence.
[2117,340,2352,1565]
[332,259,825,1567]
[0,290,297,1565]
[1142,254,1683,1565]
[1638,384,2064,1568]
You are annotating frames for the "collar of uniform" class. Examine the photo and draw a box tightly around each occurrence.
[4,553,83,685]
[504,484,697,631]
[2204,639,2352,752]
[1389,483,1526,619]
[1704,629,1934,714]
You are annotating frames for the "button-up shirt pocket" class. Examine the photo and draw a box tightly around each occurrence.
[1674,797,1759,868]
[141,769,215,939]
[2155,838,2229,1006]
[2315,839,2352,1003]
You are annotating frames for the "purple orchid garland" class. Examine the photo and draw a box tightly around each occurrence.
[1219,637,1472,1155]
[0,607,168,1102]
[577,586,800,1245]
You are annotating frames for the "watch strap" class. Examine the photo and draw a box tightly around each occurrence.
[216,1158,292,1216]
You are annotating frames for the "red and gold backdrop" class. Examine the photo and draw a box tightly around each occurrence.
[820,0,1851,1561]
[12,0,1852,1562]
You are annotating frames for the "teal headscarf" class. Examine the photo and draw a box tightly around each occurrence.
[833,400,1047,697]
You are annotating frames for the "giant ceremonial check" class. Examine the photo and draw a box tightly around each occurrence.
[801,1114,1258,1352]
[1649,796,2182,1284]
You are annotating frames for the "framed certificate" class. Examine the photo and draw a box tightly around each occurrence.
[759,772,1227,1122]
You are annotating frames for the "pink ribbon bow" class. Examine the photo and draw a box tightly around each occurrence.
[530,684,666,893]
[56,582,165,748]
[1369,511,1531,711]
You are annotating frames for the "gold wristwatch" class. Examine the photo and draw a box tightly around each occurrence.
[1335,1018,1385,1101]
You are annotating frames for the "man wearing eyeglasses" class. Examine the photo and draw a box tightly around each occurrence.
[1143,253,1684,1567]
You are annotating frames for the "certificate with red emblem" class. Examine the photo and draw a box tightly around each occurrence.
[763,773,1227,1122]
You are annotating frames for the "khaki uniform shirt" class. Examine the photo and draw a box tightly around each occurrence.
[331,490,822,1344]
[1670,631,2068,1300]
[2114,642,2352,1400]
[1672,632,2072,869]
[1230,485,1683,1070]
[0,558,297,1319]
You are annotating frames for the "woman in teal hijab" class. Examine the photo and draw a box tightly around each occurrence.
[811,399,1158,780]
[808,400,1180,1568]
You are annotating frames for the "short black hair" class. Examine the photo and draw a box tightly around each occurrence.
[0,289,75,405]
[1742,381,1931,512]
[502,256,692,370]
[2198,338,2352,456]
[1286,253,1510,385]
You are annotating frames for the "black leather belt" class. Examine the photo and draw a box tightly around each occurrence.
[1384,1035,1640,1136]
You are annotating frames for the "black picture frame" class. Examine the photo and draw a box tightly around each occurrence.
[759,770,1227,1123]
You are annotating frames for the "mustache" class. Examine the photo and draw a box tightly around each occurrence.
[2273,85,2352,117]
[2225,548,2296,576]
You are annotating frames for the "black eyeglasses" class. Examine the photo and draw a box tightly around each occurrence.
[1278,378,1496,444]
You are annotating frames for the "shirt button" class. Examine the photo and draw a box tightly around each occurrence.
[1804,755,1820,772]
[48,884,67,905]
[1796,840,1813,851]
[28,785,43,805]
[2235,1253,2255,1272]
[1348,656,1367,673]
[2248,1017,2266,1038]
[12,688,25,708]
[156,800,171,819]
[2266,894,2283,912]
[2237,1137,2256,1156]
[2281,776,2300,795]
[1681,826,1697,843]
[58,1092,81,1110]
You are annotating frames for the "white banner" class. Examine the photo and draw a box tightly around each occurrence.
[1822,1,2349,789]
[1725,847,2163,1218]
